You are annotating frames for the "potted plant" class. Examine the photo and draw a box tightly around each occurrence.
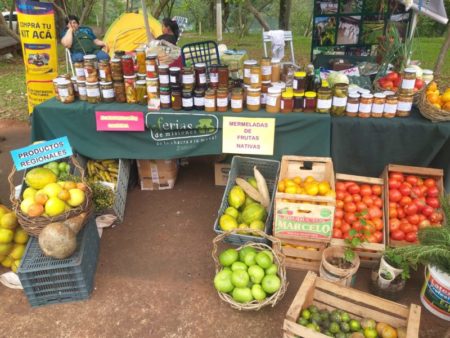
[375,248,410,290]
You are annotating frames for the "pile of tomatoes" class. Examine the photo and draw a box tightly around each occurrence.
[388,172,443,243]
[332,180,384,244]
[377,71,424,92]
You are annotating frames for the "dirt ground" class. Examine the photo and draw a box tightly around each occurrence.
[0,120,449,338]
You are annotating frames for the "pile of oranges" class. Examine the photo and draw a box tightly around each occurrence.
[426,81,450,111]
[277,176,335,197]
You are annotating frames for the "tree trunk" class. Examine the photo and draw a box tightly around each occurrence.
[152,0,170,18]
[0,13,20,42]
[101,0,107,34]
[278,0,291,30]
[434,22,450,75]
[223,0,230,31]
[9,0,16,31]
[245,0,270,31]
[79,0,96,25]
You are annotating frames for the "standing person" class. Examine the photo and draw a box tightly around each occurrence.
[61,15,110,62]
[157,18,179,45]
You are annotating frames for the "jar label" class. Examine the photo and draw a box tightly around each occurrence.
[398,101,412,111]
[281,100,284,110]
[87,87,100,97]
[372,103,384,114]
[260,93,267,105]
[293,79,298,90]
[251,74,260,84]
[231,99,242,109]
[266,95,278,107]
[317,98,332,109]
[99,69,106,79]
[75,68,85,77]
[244,68,251,79]
[247,95,260,105]
[217,97,228,107]
[210,73,219,83]
[161,94,171,104]
[401,78,416,90]
[183,74,194,84]
[78,86,87,96]
[147,85,158,93]
[332,96,347,107]
[194,97,204,106]
[182,98,193,107]
[159,74,169,84]
[384,103,397,114]
[58,88,69,97]
[149,98,160,110]
[205,98,215,108]
[102,88,115,98]
[359,103,372,113]
[199,74,206,84]
[170,75,178,84]
[146,64,156,72]
[262,66,271,76]
[346,102,359,113]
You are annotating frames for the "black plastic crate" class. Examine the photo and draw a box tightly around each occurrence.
[18,218,100,307]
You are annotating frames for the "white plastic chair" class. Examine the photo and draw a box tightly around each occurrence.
[65,48,74,75]
[262,30,296,66]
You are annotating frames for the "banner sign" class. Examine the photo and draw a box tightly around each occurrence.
[10,137,73,171]
[222,117,275,155]
[16,0,58,114]
[96,111,145,131]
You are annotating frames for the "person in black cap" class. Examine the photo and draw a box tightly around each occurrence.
[157,18,179,45]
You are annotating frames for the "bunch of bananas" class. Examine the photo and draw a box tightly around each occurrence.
[86,159,119,185]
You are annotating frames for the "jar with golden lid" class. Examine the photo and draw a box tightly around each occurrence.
[397,94,413,117]
[231,88,243,113]
[98,60,112,82]
[113,81,126,103]
[74,62,85,81]
[316,87,332,113]
[303,91,317,113]
[371,93,386,117]
[293,71,306,92]
[246,87,261,111]
[100,81,115,103]
[135,80,147,105]
[281,89,294,113]
[293,91,305,112]
[250,65,261,89]
[158,64,170,86]
[77,80,87,101]
[358,93,373,118]
[383,95,398,118]
[216,88,228,112]
[331,83,348,116]
[123,75,137,104]
[160,87,171,109]
[86,81,101,104]
[399,68,417,95]
[111,58,123,81]
[135,48,146,74]
[146,53,158,78]
[57,79,75,104]
[243,59,257,85]
[271,58,281,83]
[345,93,360,117]
[204,89,216,112]
[266,87,281,113]
[261,58,272,82]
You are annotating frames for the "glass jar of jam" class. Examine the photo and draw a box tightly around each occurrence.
[383,95,398,118]
[204,89,216,112]
[137,73,146,81]
[218,65,229,89]
[399,68,417,95]
[281,89,294,113]
[293,91,304,112]
[358,93,373,118]
[74,62,85,81]
[194,63,207,88]
[194,88,205,110]
[250,65,261,89]
[243,59,257,86]
[304,91,317,113]
[135,80,147,105]
[271,58,281,83]
[209,64,219,88]
[266,87,281,113]
[111,58,123,81]
[121,55,135,76]
[216,88,228,112]
[345,93,360,117]
[146,53,158,78]
[98,60,112,82]
[182,66,195,90]
[83,57,98,83]
[123,75,137,104]
[57,79,75,104]
[83,54,98,69]
[146,77,159,97]
[77,80,87,101]
[113,81,126,103]
[293,71,306,92]
[100,81,115,103]
[317,87,332,113]
[160,87,171,109]
[261,58,272,82]
[231,88,243,113]
[169,67,181,87]
[171,89,182,111]
[371,93,386,118]
[331,83,348,116]
[261,81,270,108]
[397,94,413,117]
[135,48,146,74]
[246,87,261,111]
[86,81,101,104]
[182,90,194,110]
[158,64,170,86]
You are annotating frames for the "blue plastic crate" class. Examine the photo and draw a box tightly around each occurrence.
[213,156,280,246]
[18,218,100,307]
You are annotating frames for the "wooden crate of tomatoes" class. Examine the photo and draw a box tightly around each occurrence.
[330,174,386,268]
[383,164,445,247]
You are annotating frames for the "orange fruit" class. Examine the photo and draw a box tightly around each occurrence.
[76,182,87,191]
[34,193,48,205]
[293,176,302,185]
[304,175,316,184]
[433,103,442,109]
[277,180,286,192]
[441,92,450,103]
[57,189,70,201]
[443,102,450,111]
[428,82,438,91]
[27,203,44,217]
[427,93,439,104]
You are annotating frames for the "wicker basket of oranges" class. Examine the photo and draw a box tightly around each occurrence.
[418,81,450,122]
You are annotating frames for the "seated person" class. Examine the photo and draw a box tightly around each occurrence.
[61,15,109,62]
[157,18,179,45]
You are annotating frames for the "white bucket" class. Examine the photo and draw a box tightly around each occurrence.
[420,265,450,321]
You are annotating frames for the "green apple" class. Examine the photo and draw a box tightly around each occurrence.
[265,263,278,275]
[255,251,273,269]
[243,251,256,267]
[239,246,256,262]
[251,284,267,301]
[248,264,265,284]
[231,261,248,271]
[232,287,253,303]
[262,274,281,294]
[219,248,238,267]
[231,269,249,288]
[214,269,234,293]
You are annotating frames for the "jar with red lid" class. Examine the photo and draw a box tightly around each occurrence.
[121,55,135,76]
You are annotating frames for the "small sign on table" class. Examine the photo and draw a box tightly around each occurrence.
[96,111,145,131]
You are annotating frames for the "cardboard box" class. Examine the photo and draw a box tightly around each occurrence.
[214,162,231,186]
[137,159,178,191]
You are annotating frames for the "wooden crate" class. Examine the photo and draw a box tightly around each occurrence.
[283,271,421,338]
[382,164,445,248]
[330,174,386,268]
[277,238,326,272]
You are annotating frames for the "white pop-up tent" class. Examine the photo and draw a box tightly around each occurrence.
[401,0,448,25]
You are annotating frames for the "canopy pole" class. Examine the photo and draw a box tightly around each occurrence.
[216,0,222,42]
[141,0,154,45]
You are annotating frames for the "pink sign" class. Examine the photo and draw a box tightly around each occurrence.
[95,111,145,132]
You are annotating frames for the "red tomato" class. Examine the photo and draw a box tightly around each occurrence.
[418,214,427,222]
[343,181,354,189]
[344,212,357,224]
[427,186,439,198]
[389,189,402,202]
[371,185,382,196]
[413,198,426,211]
[389,207,398,219]
[372,218,383,231]
[391,230,405,241]
[422,205,434,217]
[389,218,401,232]
[426,197,440,209]
[404,203,418,216]
[405,232,417,243]
[356,202,368,212]
[386,72,399,82]
[399,183,412,196]
[333,228,343,239]
[373,231,383,243]
[368,206,382,219]
[336,190,346,200]
[334,218,342,228]
[397,208,406,219]
[411,186,423,198]
[344,202,356,213]
[352,194,362,203]
[399,196,412,207]
[381,80,394,90]
[347,183,360,195]
[362,196,374,206]
[406,175,418,186]
[423,178,436,188]
[336,181,346,191]
[390,172,404,182]
[388,178,400,189]
[360,184,372,196]
[373,197,383,208]
[400,223,414,234]
[429,211,443,224]
[363,223,376,234]
[335,208,344,219]
[366,235,377,243]
[336,200,344,209]
[342,232,351,240]
[352,220,363,231]
[415,79,424,90]
[419,185,428,196]
[389,202,397,209]
[411,225,418,232]
[341,222,351,233]
[407,214,420,225]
